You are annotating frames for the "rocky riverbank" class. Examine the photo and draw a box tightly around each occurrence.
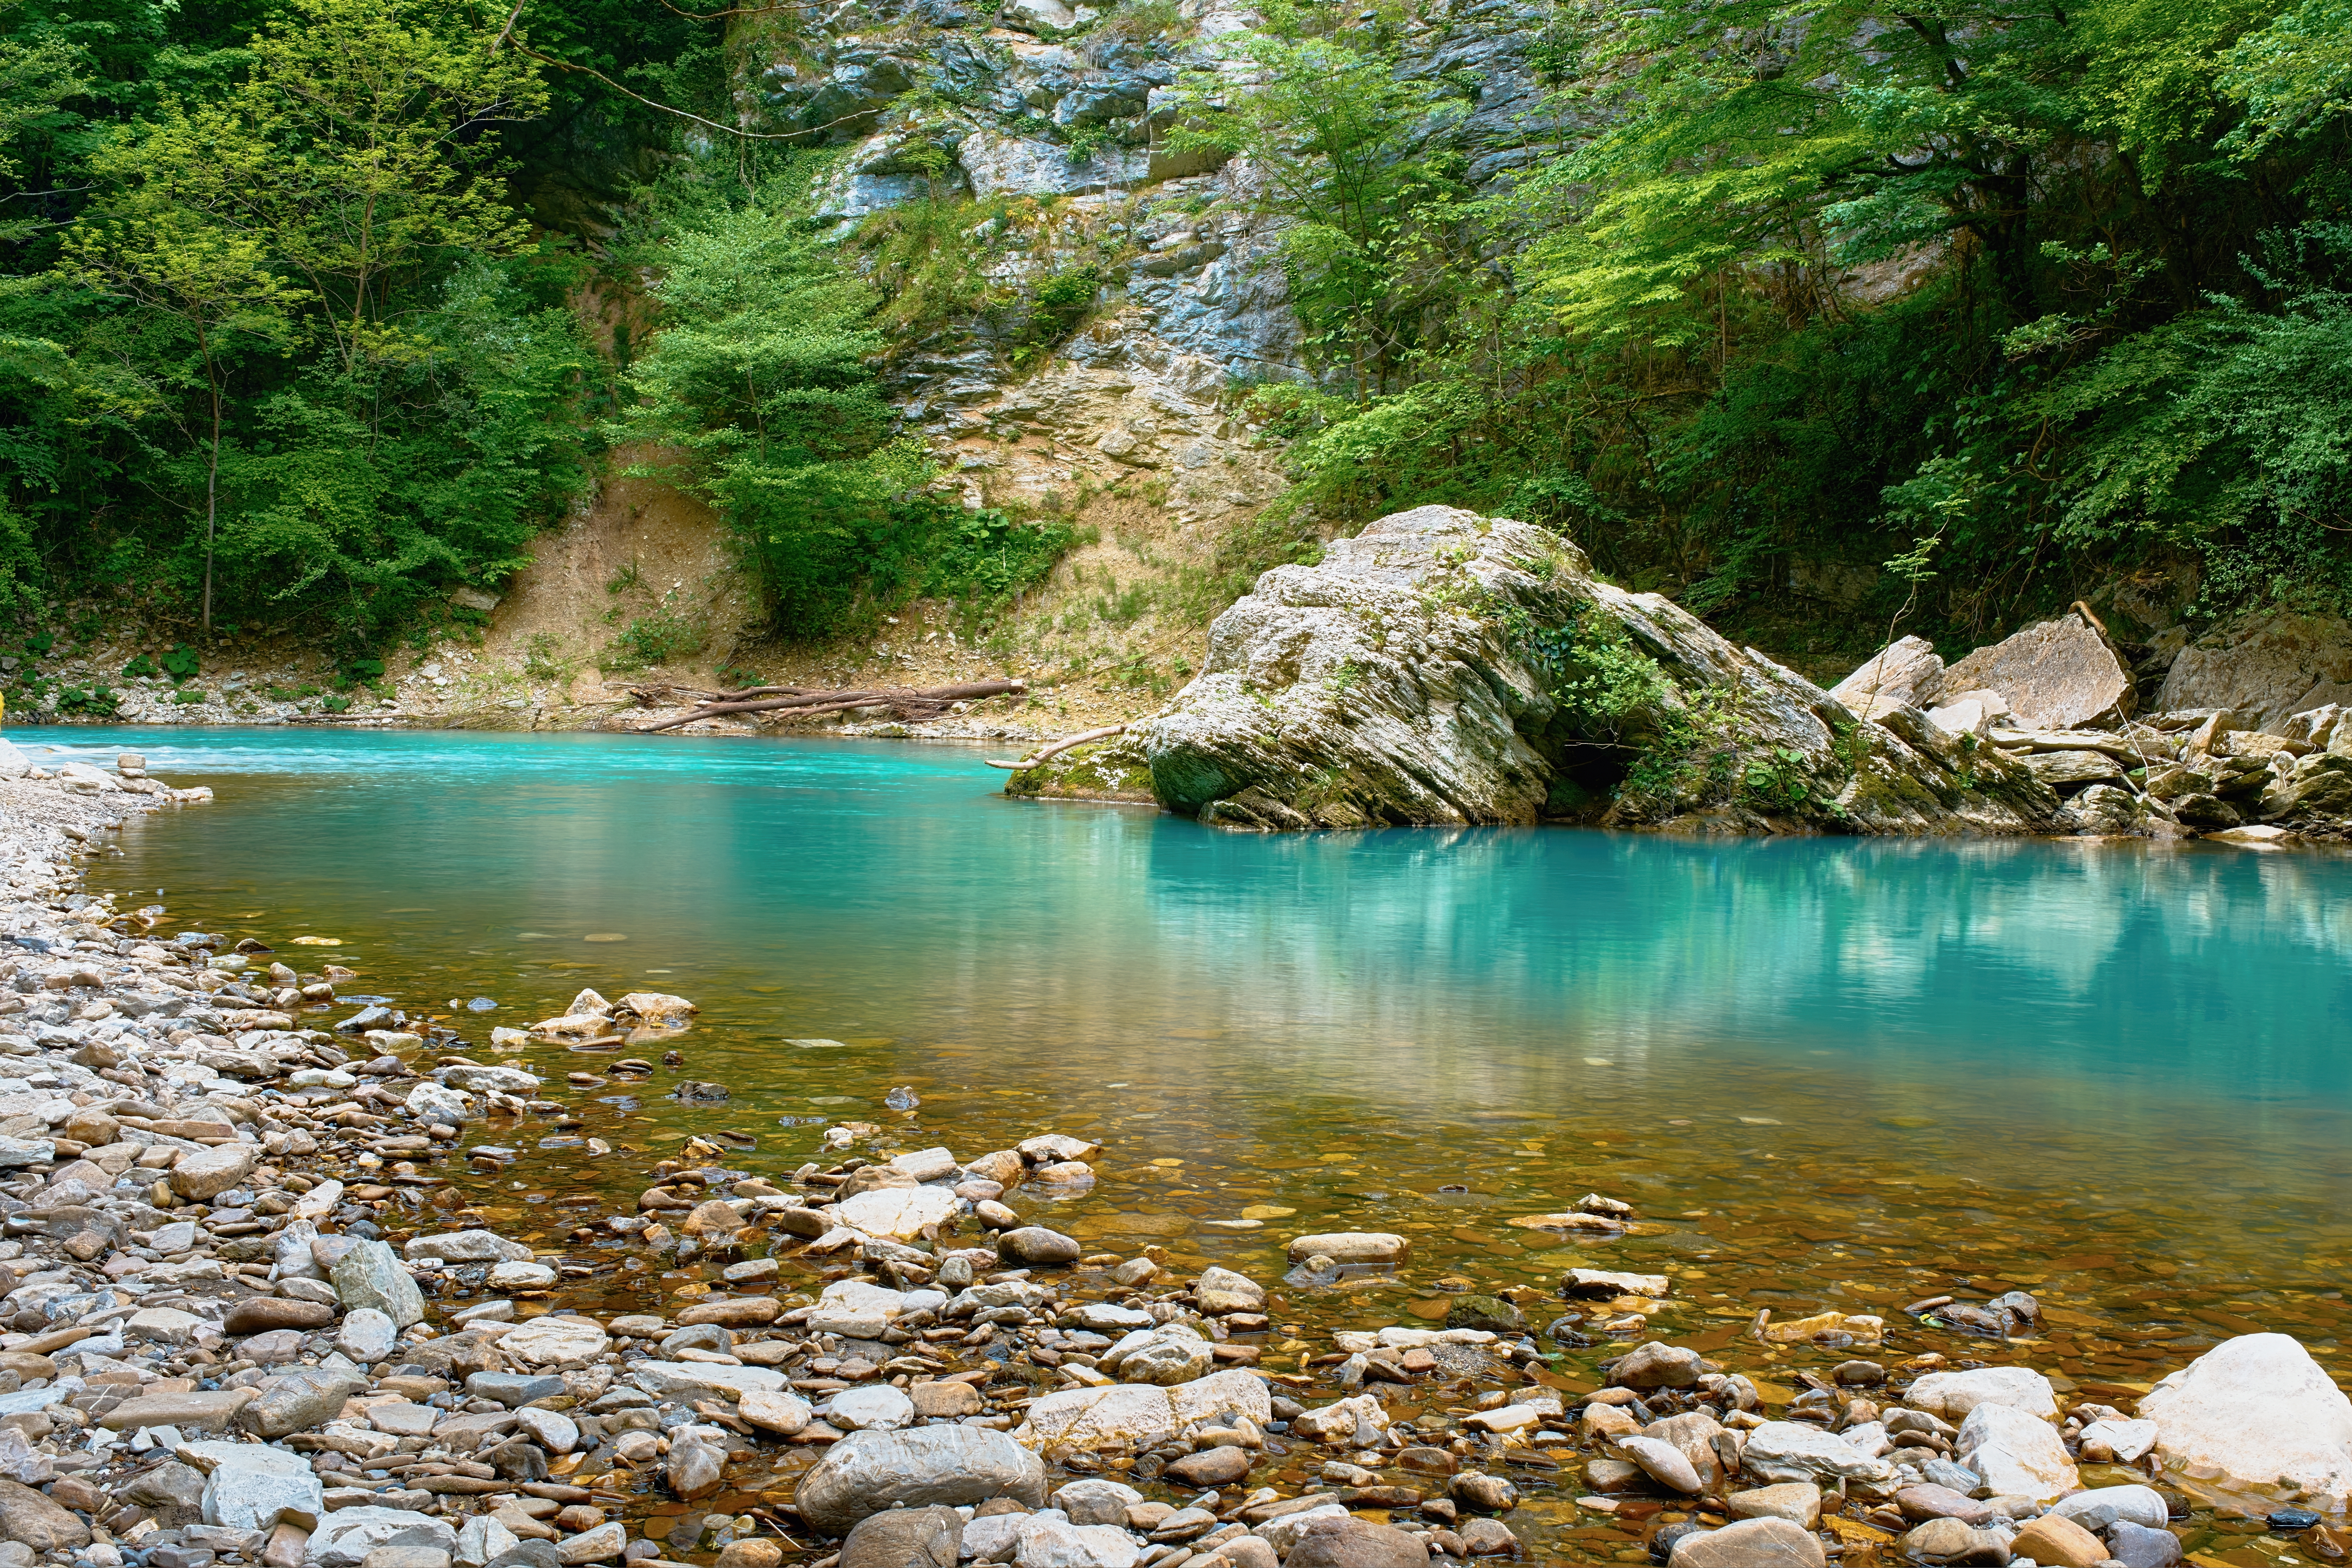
[0,761,2341,1568]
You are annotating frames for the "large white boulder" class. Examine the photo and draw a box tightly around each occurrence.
[2139,1333,2352,1508]
[1956,1401,2078,1503]
[833,1184,959,1240]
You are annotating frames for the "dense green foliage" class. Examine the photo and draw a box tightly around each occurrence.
[0,0,707,650]
[1190,0,2352,651]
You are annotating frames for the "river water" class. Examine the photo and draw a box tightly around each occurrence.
[35,725,2352,1553]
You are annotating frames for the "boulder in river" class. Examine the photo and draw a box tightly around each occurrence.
[795,1425,1049,1533]
[2138,1332,2352,1509]
[1024,506,2052,834]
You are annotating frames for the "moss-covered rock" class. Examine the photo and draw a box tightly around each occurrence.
[1002,733,1156,803]
[1106,504,2056,835]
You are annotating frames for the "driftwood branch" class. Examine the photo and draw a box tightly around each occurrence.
[984,723,1128,770]
[637,680,1026,734]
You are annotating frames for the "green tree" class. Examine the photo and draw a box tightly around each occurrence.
[607,169,933,636]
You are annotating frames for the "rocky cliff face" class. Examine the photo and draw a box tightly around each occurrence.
[1017,506,2058,833]
[724,0,1552,494]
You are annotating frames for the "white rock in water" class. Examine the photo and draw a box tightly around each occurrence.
[2139,1333,2352,1507]
[1290,1393,1389,1444]
[404,1229,532,1262]
[487,1260,556,1290]
[1125,505,2052,835]
[888,1146,959,1183]
[1022,1384,1178,1451]
[1738,1422,1899,1492]
[405,1081,470,1124]
[833,1184,959,1239]
[1113,1327,1212,1386]
[1956,1402,2079,1503]
[1905,1367,2058,1421]
[436,1063,539,1093]
[2078,1417,2157,1462]
[2051,1484,2168,1532]
[1050,1480,1142,1527]
[1285,1232,1408,1265]
[514,1406,580,1455]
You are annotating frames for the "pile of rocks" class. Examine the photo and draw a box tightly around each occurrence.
[1830,621,2352,844]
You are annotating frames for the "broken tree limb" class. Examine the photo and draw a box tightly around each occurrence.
[638,679,1025,734]
[984,723,1128,770]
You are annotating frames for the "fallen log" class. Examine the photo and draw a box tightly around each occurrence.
[984,723,1128,770]
[638,679,1025,734]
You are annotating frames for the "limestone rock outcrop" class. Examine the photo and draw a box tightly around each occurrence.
[1025,506,2054,834]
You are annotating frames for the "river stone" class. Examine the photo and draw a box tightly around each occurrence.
[240,1368,369,1438]
[1726,1483,1821,1528]
[100,1389,252,1432]
[224,1298,335,1336]
[499,1315,610,1366]
[336,1308,398,1364]
[468,1372,565,1408]
[126,1462,206,1511]
[1164,1447,1251,1488]
[911,1381,980,1419]
[513,1407,579,1455]
[668,1437,726,1499]
[1278,1518,1427,1568]
[2108,1520,2185,1568]
[0,1477,89,1550]
[842,1506,963,1568]
[2008,1513,2108,1568]
[1051,1482,1142,1528]
[559,1522,626,1564]
[1193,1267,1266,1315]
[998,1227,1081,1265]
[1169,1369,1274,1429]
[834,1185,958,1240]
[1897,1517,2007,1565]
[1609,1342,1703,1390]
[170,1143,257,1200]
[332,1239,426,1327]
[1014,1516,1136,1568]
[1739,1422,1899,1492]
[1666,1517,1824,1567]
[203,1452,326,1531]
[1906,1367,2059,1422]
[403,1081,471,1125]
[458,1516,521,1568]
[310,1512,462,1568]
[1956,1402,2078,1503]
[1285,1232,1407,1266]
[740,1389,812,1436]
[629,1361,788,1401]
[832,1385,916,1431]
[2051,1484,2168,1532]
[2137,1332,2352,1506]
[1617,1436,1702,1494]
[1023,1385,1177,1451]
[405,1230,533,1263]
[797,1426,1050,1532]
[677,1297,783,1327]
[1117,1328,1213,1385]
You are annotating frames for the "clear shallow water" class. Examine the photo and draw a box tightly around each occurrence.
[41,725,2352,1395]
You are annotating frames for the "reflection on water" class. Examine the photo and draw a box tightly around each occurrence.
[59,726,2352,1394]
